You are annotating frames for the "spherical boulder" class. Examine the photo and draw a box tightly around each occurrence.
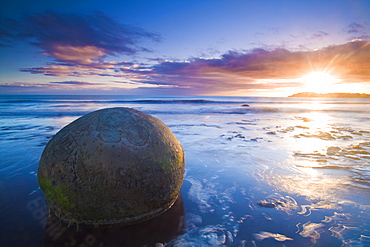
[38,107,185,227]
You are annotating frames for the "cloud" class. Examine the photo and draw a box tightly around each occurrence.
[5,38,370,96]
[1,11,161,60]
[49,80,98,85]
[0,82,46,88]
[344,22,370,40]
[0,17,23,47]
[0,80,100,90]
[48,45,105,61]
[315,40,370,81]
[19,60,134,77]
[346,22,365,34]
[310,31,329,40]
[139,48,308,93]
[0,27,14,47]
[129,40,370,94]
[20,65,91,77]
[15,40,370,95]
[8,19,370,96]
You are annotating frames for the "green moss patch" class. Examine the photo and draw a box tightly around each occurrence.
[38,178,71,210]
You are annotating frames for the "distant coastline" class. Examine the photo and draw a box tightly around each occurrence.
[289,92,370,98]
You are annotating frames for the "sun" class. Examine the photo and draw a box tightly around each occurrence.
[299,71,342,93]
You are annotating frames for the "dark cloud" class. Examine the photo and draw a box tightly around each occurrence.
[1,11,161,58]
[310,31,329,40]
[19,66,84,77]
[0,17,22,47]
[344,22,370,40]
[19,60,135,77]
[0,27,13,47]
[346,22,364,34]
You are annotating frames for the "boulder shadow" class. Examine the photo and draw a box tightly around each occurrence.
[43,194,184,247]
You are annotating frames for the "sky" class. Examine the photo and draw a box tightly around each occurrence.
[1,0,370,96]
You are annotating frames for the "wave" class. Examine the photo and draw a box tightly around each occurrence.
[115,99,242,104]
[3,99,368,105]
[0,98,248,105]
[0,107,257,119]
[1,95,369,106]
[1,96,368,119]
[0,110,89,118]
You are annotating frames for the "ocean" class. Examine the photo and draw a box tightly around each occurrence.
[0,95,369,246]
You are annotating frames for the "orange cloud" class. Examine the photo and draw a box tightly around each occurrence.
[48,45,106,61]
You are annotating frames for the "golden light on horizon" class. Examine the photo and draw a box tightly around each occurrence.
[299,71,342,94]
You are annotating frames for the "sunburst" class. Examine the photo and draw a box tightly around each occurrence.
[299,71,342,93]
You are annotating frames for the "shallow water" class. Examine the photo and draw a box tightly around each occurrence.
[0,95,369,246]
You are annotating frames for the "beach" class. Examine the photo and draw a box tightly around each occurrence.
[1,95,369,246]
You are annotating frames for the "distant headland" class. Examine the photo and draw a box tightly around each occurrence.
[289,92,370,98]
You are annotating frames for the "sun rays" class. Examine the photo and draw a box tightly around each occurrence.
[298,71,342,94]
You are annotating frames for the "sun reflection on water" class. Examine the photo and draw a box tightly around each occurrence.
[258,99,368,203]
[272,163,352,202]
[299,111,332,131]
[291,110,334,156]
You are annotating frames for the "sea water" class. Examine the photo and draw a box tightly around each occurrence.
[0,95,369,246]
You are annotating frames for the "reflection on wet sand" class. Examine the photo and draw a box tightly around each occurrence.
[257,162,352,203]
[231,103,369,246]
[254,231,293,242]
[256,103,370,197]
[44,195,184,247]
